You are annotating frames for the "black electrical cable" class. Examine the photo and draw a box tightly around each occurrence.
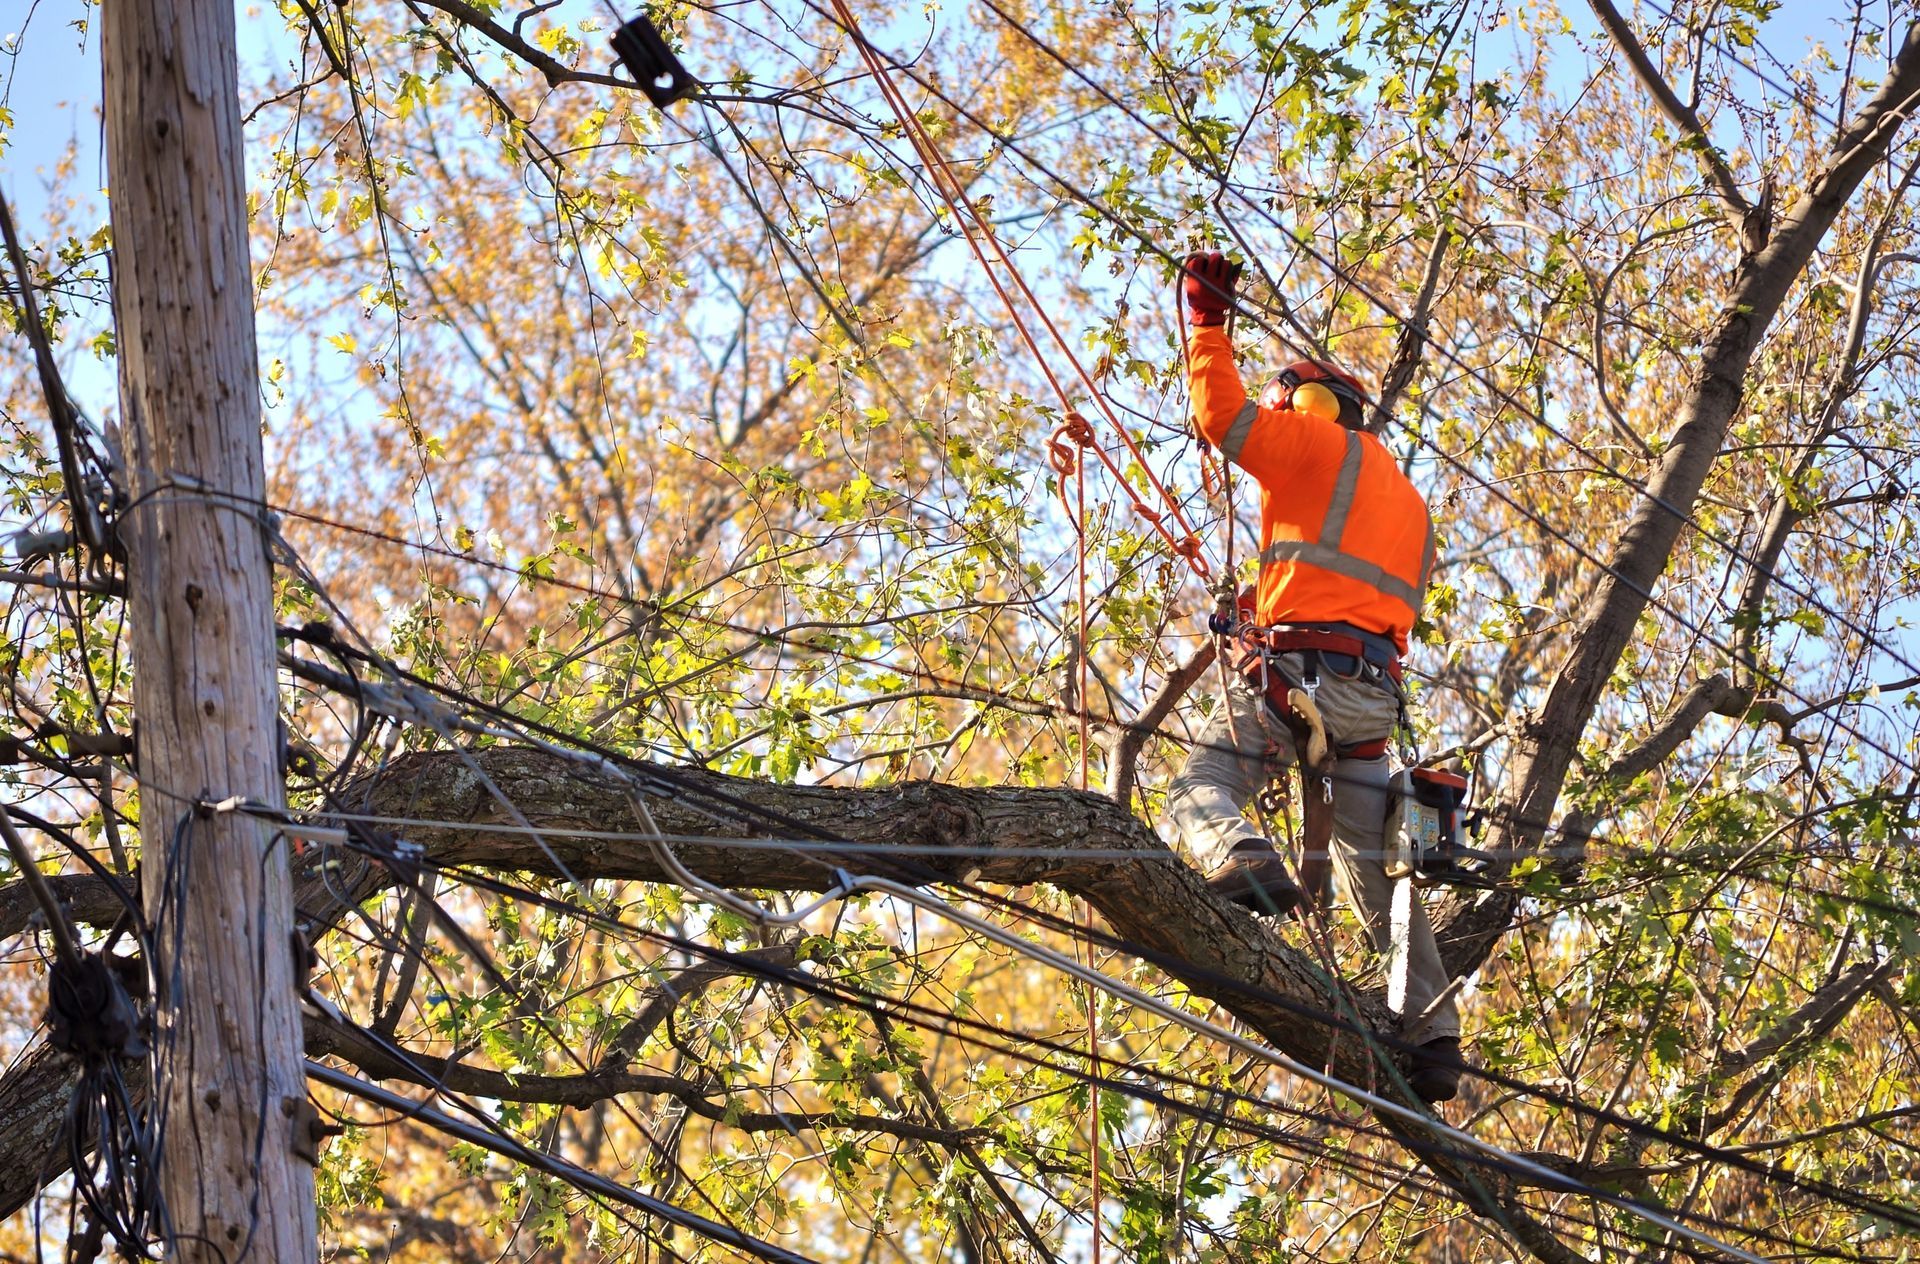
[238,530,1920,1252]
[789,0,1920,746]
[278,737,1896,1260]
[296,683,1920,1242]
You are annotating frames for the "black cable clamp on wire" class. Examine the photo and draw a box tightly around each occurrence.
[46,951,147,1060]
[612,11,698,108]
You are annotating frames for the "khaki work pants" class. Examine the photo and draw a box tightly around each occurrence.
[1166,653,1460,1041]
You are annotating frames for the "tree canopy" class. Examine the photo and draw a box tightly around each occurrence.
[4,0,1920,1260]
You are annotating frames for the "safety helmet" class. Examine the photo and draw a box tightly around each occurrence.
[1259,360,1373,432]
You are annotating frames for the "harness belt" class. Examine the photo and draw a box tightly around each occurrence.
[1237,641,1396,904]
[1241,621,1403,682]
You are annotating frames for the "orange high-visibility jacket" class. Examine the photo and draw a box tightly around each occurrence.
[1187,325,1434,654]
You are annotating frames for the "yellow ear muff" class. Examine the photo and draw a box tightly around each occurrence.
[1291,380,1343,423]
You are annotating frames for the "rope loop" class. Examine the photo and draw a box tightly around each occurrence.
[1048,412,1098,535]
[1046,410,1097,478]
[1200,448,1223,500]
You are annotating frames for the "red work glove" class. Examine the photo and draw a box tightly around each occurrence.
[1181,251,1242,326]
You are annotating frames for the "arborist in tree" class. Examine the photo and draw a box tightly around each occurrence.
[1166,251,1465,1104]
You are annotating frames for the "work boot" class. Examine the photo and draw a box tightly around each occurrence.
[1206,841,1304,917]
[1408,1036,1466,1104]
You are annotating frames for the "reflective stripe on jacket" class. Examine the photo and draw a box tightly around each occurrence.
[1187,325,1433,654]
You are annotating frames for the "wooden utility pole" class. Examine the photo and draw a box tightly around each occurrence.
[103,3,319,1259]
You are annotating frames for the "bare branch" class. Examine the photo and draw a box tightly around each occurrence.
[1369,226,1451,432]
[1601,671,1742,784]
[599,945,797,1069]
[407,0,633,91]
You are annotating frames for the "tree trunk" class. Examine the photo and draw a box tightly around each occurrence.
[103,3,319,1259]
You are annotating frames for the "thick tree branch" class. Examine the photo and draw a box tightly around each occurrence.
[0,745,1407,1218]
[407,0,632,91]
[0,871,127,942]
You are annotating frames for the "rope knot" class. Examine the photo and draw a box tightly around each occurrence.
[1161,528,1211,576]
[1046,411,1097,477]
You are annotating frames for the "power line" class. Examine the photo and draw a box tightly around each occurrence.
[247,556,1759,1255]
[11,503,1904,1252]
[259,491,1915,872]
[7,4,1912,1252]
[329,832,1906,1263]
[967,0,1920,692]
[308,1061,826,1264]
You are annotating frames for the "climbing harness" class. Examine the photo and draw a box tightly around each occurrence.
[1213,601,1493,895]
[1224,618,1385,903]
[1226,620,1401,755]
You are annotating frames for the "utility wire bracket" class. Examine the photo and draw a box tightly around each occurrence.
[612,12,698,109]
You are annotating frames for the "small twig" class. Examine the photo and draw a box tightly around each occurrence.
[241,67,339,125]
[0,568,122,597]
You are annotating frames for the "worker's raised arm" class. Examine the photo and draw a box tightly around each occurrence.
[1184,322,1249,450]
[1179,252,1308,487]
[1180,251,1251,451]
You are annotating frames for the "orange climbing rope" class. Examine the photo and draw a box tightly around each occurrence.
[825,0,1210,584]
[1049,410,1102,1264]
[820,9,1239,1256]
[1046,412,1096,792]
[823,10,1129,1253]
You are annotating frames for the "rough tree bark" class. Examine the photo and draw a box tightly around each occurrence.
[104,1,319,1258]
